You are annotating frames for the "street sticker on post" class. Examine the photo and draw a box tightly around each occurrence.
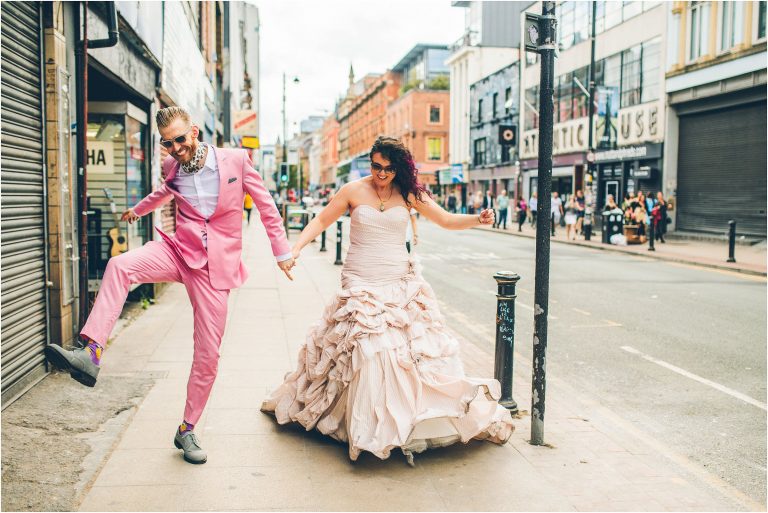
[524,12,542,53]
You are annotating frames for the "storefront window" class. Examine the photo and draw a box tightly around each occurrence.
[86,107,149,281]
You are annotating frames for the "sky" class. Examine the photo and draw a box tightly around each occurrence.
[252,0,465,148]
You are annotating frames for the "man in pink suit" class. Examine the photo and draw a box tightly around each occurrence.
[45,106,295,464]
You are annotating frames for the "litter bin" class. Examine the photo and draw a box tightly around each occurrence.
[601,211,623,244]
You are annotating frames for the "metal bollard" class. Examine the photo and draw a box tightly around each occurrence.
[320,228,327,252]
[583,214,592,241]
[648,220,655,251]
[334,219,343,265]
[493,271,520,414]
[727,220,736,263]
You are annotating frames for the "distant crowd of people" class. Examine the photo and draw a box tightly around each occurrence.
[437,187,670,243]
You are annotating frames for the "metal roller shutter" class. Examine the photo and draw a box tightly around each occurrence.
[1,1,49,406]
[677,102,767,237]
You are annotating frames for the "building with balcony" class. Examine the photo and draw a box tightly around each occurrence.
[663,1,766,238]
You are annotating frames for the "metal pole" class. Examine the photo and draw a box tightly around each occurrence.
[281,72,286,197]
[531,1,556,446]
[727,220,736,262]
[494,272,520,413]
[648,218,655,251]
[320,225,327,252]
[584,0,597,242]
[76,1,90,330]
[334,219,343,265]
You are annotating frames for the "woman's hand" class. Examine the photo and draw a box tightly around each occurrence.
[291,245,301,261]
[478,208,495,225]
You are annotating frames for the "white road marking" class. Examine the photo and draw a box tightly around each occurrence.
[621,346,767,411]
[572,308,592,316]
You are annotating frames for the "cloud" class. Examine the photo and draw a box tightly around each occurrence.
[253,0,464,146]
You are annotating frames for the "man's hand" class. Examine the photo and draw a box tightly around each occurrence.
[278,258,296,281]
[121,208,139,224]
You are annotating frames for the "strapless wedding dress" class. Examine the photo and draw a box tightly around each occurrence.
[261,205,514,464]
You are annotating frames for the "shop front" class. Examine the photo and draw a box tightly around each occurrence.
[521,153,585,204]
[594,142,663,211]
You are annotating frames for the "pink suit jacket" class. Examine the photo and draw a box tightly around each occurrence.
[132,148,290,290]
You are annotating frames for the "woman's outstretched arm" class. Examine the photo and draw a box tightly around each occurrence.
[412,193,494,230]
[292,184,352,258]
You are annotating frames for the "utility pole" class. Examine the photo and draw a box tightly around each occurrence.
[584,0,598,240]
[524,0,556,446]
[281,72,287,198]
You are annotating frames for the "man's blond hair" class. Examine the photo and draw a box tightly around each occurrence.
[156,106,191,129]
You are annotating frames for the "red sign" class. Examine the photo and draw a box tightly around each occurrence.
[234,113,257,130]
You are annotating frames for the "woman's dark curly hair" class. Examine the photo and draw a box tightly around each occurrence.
[370,136,431,205]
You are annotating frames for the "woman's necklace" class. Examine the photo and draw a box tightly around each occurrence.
[374,186,393,212]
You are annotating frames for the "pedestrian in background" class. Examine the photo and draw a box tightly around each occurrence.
[652,191,668,243]
[483,190,495,226]
[243,193,254,225]
[447,193,457,213]
[551,191,563,236]
[495,190,509,229]
[634,191,648,237]
[564,196,578,240]
[575,189,586,235]
[529,191,538,227]
[516,196,528,232]
[471,191,483,214]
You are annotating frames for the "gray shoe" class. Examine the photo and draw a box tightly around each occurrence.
[44,344,100,387]
[174,430,207,464]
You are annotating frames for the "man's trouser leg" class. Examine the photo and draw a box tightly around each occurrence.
[181,265,230,425]
[81,241,182,345]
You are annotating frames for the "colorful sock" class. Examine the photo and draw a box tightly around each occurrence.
[85,340,102,365]
[179,421,194,435]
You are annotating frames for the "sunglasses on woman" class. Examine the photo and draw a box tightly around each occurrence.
[371,162,396,175]
[160,128,192,149]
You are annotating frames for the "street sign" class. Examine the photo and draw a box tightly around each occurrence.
[233,110,258,136]
[241,136,260,149]
[499,125,517,146]
[524,12,542,53]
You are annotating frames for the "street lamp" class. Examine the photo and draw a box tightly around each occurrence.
[281,73,300,198]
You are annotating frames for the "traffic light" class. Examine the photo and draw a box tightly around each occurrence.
[280,163,289,184]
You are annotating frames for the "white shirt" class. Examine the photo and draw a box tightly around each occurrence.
[551,196,563,217]
[173,145,291,261]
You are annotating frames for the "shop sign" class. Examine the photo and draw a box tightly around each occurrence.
[618,101,663,146]
[87,141,114,173]
[631,166,652,178]
[234,110,258,136]
[450,163,465,183]
[241,136,260,149]
[522,118,589,159]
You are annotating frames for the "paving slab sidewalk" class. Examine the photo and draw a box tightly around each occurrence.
[77,222,762,512]
[474,223,767,277]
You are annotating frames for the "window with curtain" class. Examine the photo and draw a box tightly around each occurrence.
[719,0,744,51]
[689,1,710,61]
[427,138,442,161]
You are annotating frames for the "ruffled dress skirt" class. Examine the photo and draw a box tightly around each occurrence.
[261,256,514,464]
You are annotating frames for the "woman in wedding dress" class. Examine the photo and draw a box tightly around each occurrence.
[261,137,514,465]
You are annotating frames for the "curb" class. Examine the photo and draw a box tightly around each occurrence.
[473,226,767,278]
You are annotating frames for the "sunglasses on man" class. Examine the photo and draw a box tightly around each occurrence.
[160,128,193,149]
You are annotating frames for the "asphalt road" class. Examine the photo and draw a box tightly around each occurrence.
[414,219,767,505]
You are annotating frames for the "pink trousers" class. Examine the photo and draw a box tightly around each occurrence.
[81,240,229,425]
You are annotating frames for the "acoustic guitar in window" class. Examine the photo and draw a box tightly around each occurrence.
[103,187,128,257]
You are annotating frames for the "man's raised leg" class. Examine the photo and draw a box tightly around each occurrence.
[45,241,182,386]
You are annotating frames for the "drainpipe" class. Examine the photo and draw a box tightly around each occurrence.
[76,1,119,330]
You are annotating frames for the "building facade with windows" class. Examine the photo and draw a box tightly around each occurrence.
[520,1,667,212]
[663,1,766,238]
[385,88,450,187]
[468,61,521,198]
